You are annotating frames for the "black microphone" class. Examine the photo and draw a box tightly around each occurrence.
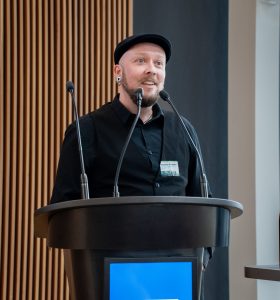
[113,88,143,197]
[159,90,209,198]
[66,81,90,199]
[160,89,212,300]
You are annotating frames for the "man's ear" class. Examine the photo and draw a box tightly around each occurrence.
[113,64,122,78]
[113,65,123,85]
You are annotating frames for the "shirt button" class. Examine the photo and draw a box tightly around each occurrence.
[154,182,160,188]
[147,150,153,155]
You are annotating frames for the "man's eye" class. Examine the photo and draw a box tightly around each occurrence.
[155,60,164,66]
[137,58,145,63]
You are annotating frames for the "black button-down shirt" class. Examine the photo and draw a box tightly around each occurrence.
[112,97,164,175]
[50,95,203,203]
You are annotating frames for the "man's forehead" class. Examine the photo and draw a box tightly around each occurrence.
[121,43,166,61]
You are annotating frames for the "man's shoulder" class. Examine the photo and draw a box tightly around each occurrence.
[84,101,113,117]
[162,109,193,127]
[64,101,113,135]
[79,101,114,123]
[162,109,198,140]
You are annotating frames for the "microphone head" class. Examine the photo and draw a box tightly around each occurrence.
[134,88,144,106]
[135,87,144,98]
[66,81,75,93]
[159,90,170,101]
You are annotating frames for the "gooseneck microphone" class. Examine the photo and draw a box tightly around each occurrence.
[113,88,143,197]
[159,90,209,198]
[160,89,210,300]
[66,81,90,199]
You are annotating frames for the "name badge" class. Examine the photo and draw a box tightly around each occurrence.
[160,161,180,176]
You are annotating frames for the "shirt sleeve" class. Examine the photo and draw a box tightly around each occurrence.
[50,116,95,204]
[50,124,82,203]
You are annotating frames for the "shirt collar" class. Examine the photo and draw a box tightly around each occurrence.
[111,94,164,125]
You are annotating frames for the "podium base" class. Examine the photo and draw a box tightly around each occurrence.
[64,248,206,300]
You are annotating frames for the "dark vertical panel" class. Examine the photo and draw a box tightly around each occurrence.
[133,0,229,299]
[134,0,228,198]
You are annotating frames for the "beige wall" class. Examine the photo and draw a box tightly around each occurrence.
[228,0,257,299]
[229,0,280,299]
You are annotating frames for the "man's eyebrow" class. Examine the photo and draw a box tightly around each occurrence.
[130,52,166,58]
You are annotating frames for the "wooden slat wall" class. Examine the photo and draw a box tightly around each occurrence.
[0,0,133,299]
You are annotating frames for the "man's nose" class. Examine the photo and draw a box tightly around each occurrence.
[145,61,157,75]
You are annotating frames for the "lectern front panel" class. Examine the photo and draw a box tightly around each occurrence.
[104,257,197,300]
[47,203,230,249]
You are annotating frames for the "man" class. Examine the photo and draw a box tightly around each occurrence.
[50,33,204,203]
[51,33,211,300]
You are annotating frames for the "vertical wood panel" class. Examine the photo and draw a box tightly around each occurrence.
[34,0,42,298]
[0,0,132,299]
[0,0,3,297]
[15,0,24,298]
[9,1,18,299]
[28,1,36,297]
[21,2,31,298]
[1,1,9,298]
[0,0,3,269]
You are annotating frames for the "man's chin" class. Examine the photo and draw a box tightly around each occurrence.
[141,97,158,108]
[124,85,159,107]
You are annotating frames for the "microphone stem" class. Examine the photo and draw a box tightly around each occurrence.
[113,97,142,197]
[200,173,208,198]
[165,98,209,198]
[71,92,90,199]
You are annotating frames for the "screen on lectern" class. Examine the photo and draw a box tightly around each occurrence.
[104,257,197,300]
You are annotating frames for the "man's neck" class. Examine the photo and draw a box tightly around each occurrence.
[119,92,153,123]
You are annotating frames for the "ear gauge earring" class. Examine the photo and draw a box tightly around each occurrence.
[116,76,122,85]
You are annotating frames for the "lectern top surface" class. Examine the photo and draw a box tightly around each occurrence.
[36,195,243,216]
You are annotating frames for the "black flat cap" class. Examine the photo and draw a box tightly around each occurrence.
[114,33,172,64]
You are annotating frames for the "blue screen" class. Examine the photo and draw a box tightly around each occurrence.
[109,261,193,300]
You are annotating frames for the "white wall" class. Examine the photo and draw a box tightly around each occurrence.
[255,0,280,297]
[229,0,280,299]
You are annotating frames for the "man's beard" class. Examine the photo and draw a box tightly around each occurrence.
[121,75,160,107]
